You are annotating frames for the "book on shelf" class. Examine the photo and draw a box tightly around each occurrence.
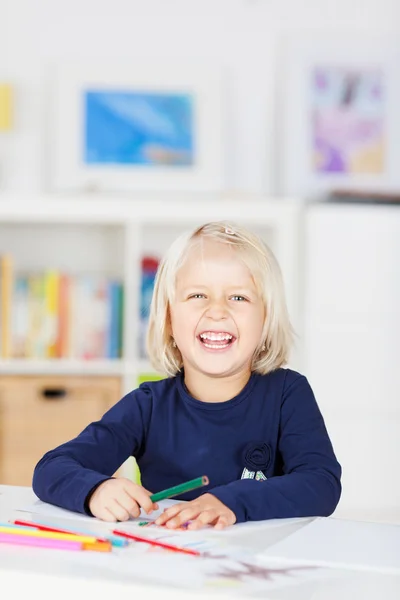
[139,255,159,359]
[0,256,124,360]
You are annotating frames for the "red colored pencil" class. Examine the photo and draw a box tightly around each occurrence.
[14,519,72,534]
[13,519,109,544]
[112,529,200,556]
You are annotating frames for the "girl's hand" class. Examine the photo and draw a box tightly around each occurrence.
[155,493,236,530]
[88,478,158,522]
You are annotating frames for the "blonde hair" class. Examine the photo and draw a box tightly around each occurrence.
[146,221,294,377]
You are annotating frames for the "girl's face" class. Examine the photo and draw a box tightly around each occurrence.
[169,239,265,380]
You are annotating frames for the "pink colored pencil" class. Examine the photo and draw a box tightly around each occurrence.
[0,531,82,551]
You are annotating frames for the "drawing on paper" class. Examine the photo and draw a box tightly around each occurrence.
[84,90,195,167]
[311,66,385,174]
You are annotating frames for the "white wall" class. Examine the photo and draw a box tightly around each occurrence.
[1,0,399,193]
[305,204,400,520]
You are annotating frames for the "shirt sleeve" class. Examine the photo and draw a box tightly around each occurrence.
[32,388,151,515]
[210,373,342,523]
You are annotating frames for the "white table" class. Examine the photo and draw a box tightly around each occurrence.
[1,485,400,600]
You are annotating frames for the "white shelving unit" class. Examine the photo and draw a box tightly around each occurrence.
[0,193,304,393]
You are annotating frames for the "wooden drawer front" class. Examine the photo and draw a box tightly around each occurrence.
[0,376,121,486]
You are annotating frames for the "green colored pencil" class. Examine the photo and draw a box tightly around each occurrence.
[150,476,209,503]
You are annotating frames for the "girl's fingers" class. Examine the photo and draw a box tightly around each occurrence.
[213,515,230,530]
[118,489,141,518]
[155,502,187,525]
[123,482,157,515]
[187,510,218,530]
[154,498,235,531]
[99,506,120,522]
[163,507,201,529]
[107,499,131,522]
[141,488,159,511]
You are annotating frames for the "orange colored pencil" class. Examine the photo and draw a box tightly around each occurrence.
[82,540,112,552]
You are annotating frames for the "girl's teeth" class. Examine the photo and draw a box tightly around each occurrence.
[200,333,232,341]
[199,332,233,349]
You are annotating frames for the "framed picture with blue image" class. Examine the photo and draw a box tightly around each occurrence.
[50,64,224,192]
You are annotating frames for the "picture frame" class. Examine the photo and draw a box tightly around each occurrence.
[50,64,224,193]
[278,36,400,198]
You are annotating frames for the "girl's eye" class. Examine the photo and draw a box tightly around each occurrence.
[189,293,206,299]
[230,295,247,302]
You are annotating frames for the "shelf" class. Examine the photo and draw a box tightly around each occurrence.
[136,359,160,374]
[0,193,301,224]
[0,359,165,378]
[0,359,126,376]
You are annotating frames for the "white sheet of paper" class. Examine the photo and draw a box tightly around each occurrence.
[260,517,400,574]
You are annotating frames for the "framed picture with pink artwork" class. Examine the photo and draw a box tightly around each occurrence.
[278,36,400,198]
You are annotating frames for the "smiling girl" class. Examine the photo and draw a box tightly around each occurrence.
[33,221,341,530]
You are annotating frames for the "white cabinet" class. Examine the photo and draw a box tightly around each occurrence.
[304,203,400,519]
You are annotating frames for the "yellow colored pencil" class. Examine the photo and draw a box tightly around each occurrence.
[0,526,98,544]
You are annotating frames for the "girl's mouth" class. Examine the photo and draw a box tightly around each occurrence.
[197,331,236,351]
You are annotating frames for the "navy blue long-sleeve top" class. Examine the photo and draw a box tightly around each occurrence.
[32,368,341,523]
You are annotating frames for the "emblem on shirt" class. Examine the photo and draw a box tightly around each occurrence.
[241,441,271,482]
[241,467,267,481]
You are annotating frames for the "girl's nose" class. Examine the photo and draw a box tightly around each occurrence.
[205,299,228,320]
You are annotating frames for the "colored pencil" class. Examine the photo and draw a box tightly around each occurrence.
[0,522,38,531]
[0,531,82,551]
[150,476,209,503]
[0,525,98,544]
[12,519,126,548]
[112,529,200,556]
[2,524,111,552]
[13,519,88,535]
[82,540,112,552]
